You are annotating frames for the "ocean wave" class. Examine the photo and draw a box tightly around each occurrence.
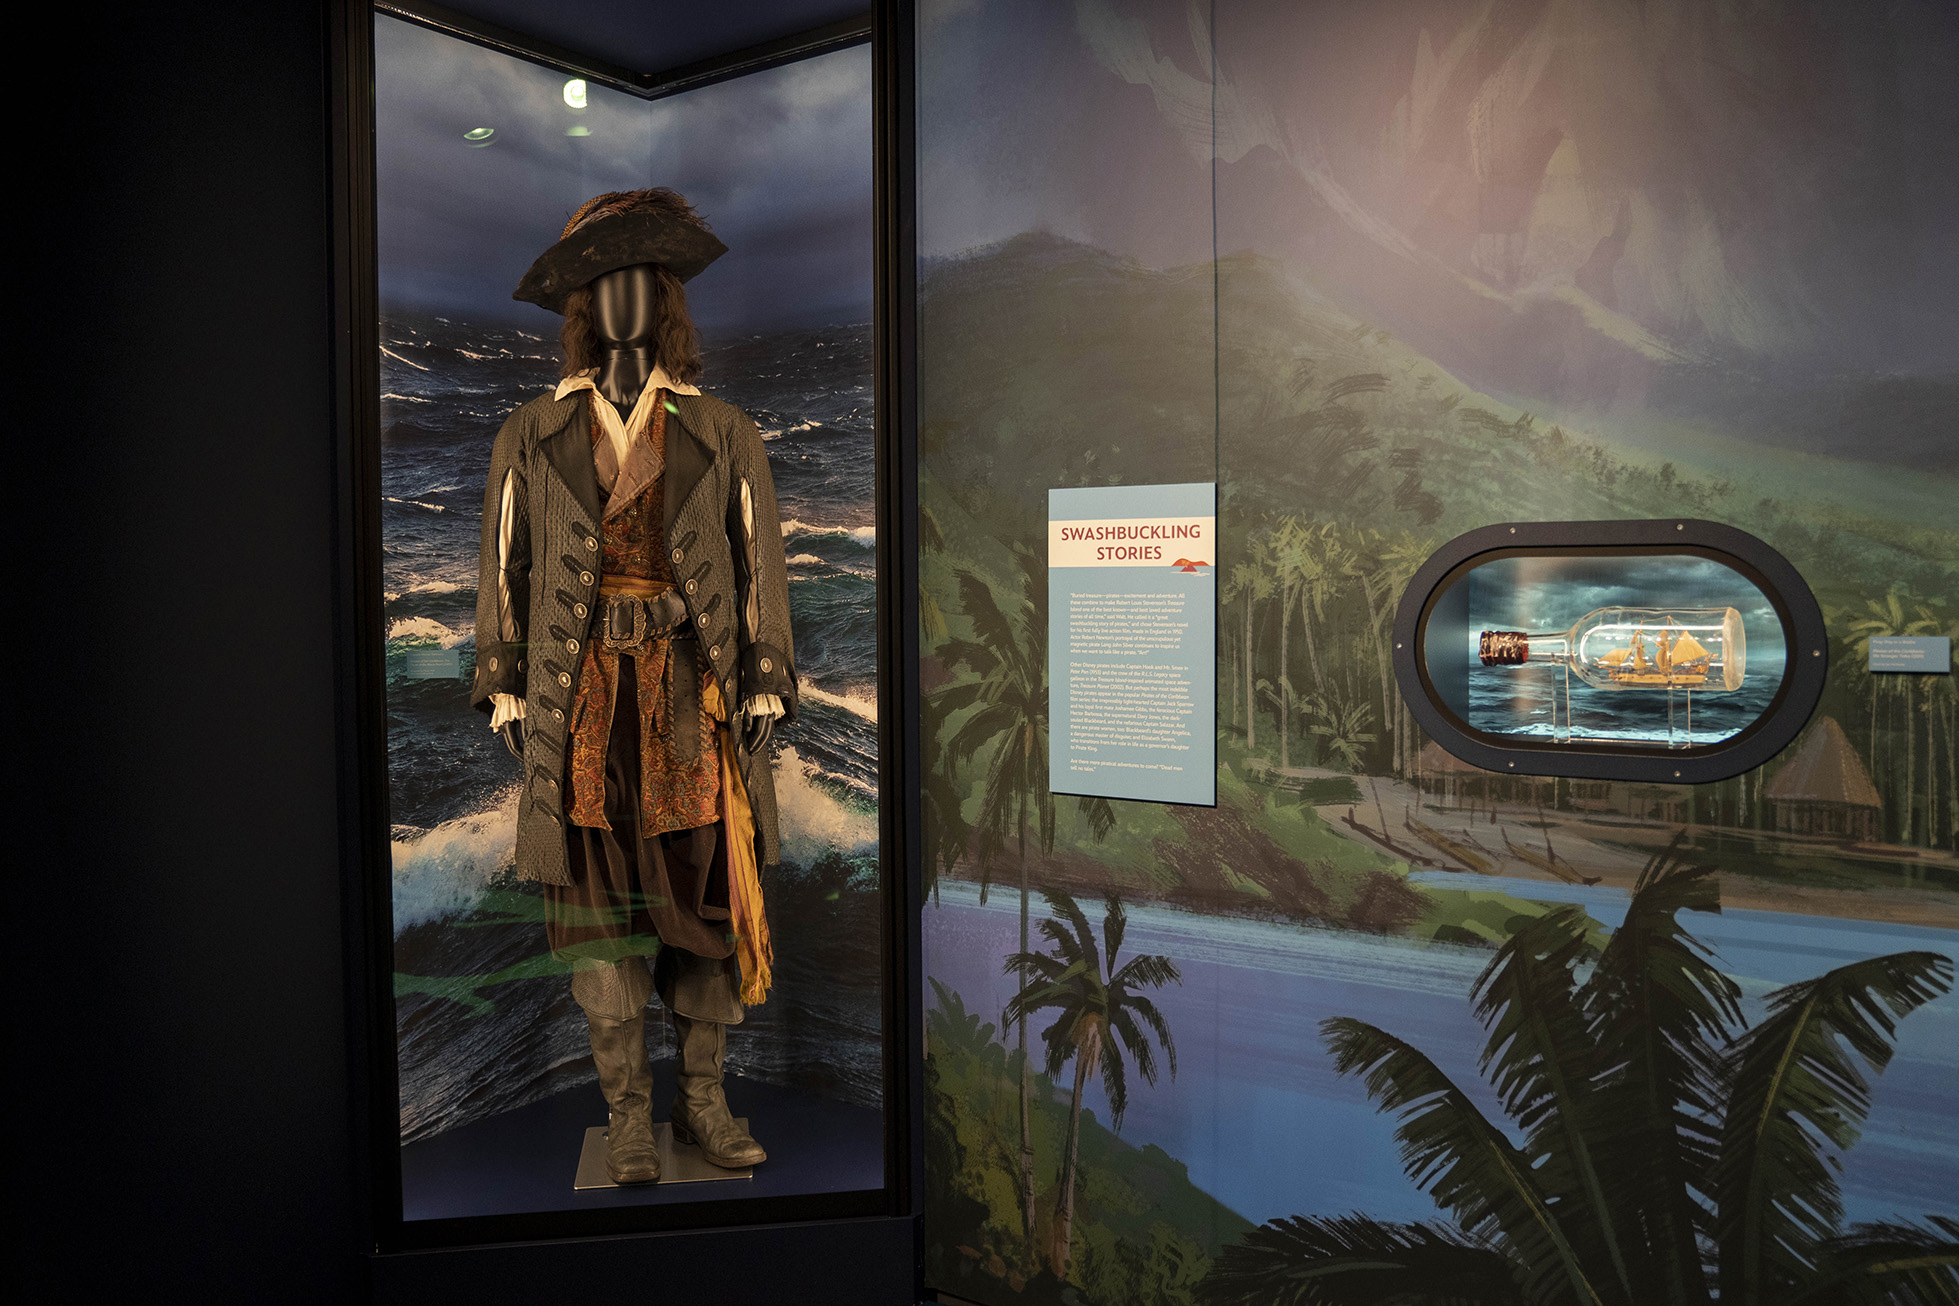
[382,345,430,372]
[392,789,517,932]
[785,552,826,566]
[407,578,462,595]
[381,392,432,403]
[780,519,875,548]
[388,616,470,648]
[385,496,447,513]
[798,678,878,723]
[774,745,878,866]
[759,419,819,440]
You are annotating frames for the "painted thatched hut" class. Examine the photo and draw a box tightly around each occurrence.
[1765,716,1882,841]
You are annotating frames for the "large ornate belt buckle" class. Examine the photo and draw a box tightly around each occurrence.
[602,595,649,653]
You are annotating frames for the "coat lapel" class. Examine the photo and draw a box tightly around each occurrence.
[537,395,603,525]
[663,394,719,537]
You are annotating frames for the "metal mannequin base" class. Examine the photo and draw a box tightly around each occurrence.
[573,1120,756,1189]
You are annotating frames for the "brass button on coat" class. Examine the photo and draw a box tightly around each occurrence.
[552,708,564,722]
[566,639,579,653]
[697,613,709,627]
[685,578,698,595]
[671,547,683,564]
[573,603,587,618]
[488,656,498,671]
[558,672,572,687]
[709,645,720,659]
[579,571,594,585]
[585,537,598,551]
[759,657,772,673]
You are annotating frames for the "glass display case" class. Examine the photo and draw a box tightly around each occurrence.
[344,1,918,1257]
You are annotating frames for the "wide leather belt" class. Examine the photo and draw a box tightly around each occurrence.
[601,587,689,654]
[596,583,703,763]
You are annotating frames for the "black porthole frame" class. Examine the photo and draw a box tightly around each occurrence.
[1392,519,1827,785]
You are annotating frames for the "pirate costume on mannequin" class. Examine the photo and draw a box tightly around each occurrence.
[471,189,799,1185]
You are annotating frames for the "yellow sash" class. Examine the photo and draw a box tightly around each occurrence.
[702,678,773,1004]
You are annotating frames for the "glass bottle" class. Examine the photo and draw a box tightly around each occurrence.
[1479,606,1746,692]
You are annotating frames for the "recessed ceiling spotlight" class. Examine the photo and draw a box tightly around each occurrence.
[463,126,495,147]
[566,125,591,138]
[563,78,587,109]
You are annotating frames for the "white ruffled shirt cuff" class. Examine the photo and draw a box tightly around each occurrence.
[489,692,526,730]
[742,693,785,721]
[492,690,779,731]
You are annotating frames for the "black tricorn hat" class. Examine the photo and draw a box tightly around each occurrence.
[512,208,728,315]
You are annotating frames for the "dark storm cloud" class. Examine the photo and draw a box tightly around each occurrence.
[917,0,1214,267]
[374,14,870,333]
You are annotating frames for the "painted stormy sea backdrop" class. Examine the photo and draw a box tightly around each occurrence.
[380,315,881,1141]
[372,19,879,1141]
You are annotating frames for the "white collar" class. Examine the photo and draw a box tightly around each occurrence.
[553,366,702,404]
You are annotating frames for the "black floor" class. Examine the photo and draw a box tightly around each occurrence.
[400,1067,883,1220]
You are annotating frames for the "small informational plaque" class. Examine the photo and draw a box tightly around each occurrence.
[1868,636,1951,674]
[403,647,462,680]
[1049,483,1216,806]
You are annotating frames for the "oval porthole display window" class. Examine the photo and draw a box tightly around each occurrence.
[1392,520,1827,784]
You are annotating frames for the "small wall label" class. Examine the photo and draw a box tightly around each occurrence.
[1868,636,1950,674]
[403,647,463,680]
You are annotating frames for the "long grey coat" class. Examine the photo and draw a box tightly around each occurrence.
[470,388,798,885]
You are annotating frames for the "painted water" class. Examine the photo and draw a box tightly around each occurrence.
[380,310,883,1141]
[925,878,1958,1228]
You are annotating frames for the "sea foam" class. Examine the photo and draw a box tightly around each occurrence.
[774,745,878,867]
[798,678,878,723]
[780,519,875,548]
[391,788,517,931]
[387,616,470,648]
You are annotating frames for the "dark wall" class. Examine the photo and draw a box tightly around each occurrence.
[24,2,358,1300]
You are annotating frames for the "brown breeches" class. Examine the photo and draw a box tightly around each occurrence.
[546,652,741,1022]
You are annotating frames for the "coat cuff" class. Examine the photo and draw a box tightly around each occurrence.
[472,642,526,713]
[740,642,795,715]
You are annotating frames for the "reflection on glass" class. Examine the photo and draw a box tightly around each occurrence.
[1425,554,1786,749]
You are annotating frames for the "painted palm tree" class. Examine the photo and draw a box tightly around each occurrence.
[1265,517,1315,768]
[1203,836,1956,1305]
[939,541,1115,1249]
[1847,590,1939,841]
[1003,888,1180,1279]
[919,504,970,903]
[1226,542,1275,748]
[1307,692,1377,774]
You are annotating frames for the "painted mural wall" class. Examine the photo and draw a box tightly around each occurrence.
[917,2,1958,1302]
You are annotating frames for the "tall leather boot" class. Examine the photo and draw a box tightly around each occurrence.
[586,1011,661,1184]
[668,1012,766,1168]
[573,961,661,1185]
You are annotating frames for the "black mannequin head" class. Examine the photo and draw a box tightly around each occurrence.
[552,190,711,415]
[561,260,704,414]
[591,264,660,351]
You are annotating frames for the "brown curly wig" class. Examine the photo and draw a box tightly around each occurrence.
[556,188,712,384]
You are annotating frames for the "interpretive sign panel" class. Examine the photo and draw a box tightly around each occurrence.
[1048,483,1216,805]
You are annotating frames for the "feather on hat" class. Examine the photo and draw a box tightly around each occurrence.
[513,188,727,315]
